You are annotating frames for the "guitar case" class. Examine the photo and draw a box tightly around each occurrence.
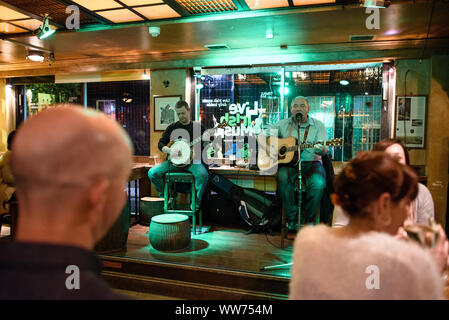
[207,172,280,231]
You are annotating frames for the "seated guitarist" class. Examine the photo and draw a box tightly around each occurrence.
[148,100,208,212]
[263,96,328,232]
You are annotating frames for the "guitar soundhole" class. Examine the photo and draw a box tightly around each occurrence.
[279,146,286,159]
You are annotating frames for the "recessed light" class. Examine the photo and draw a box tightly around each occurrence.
[26,51,45,62]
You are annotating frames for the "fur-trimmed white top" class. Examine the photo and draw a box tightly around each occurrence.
[289,225,444,300]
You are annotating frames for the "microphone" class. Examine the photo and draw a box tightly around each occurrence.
[295,112,303,122]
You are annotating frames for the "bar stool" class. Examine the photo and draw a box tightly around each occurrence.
[164,172,202,235]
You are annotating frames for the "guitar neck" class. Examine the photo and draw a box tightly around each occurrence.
[287,141,325,152]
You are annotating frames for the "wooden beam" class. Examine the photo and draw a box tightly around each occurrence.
[1,45,448,78]
[0,0,64,29]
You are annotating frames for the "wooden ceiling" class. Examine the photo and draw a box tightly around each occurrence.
[0,0,448,77]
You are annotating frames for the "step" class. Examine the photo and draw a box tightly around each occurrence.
[99,256,289,300]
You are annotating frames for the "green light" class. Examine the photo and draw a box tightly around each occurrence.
[279,87,290,95]
[340,80,350,86]
[35,15,56,39]
[38,28,56,39]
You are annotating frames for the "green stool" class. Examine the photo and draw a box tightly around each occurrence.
[164,172,202,235]
[149,214,191,251]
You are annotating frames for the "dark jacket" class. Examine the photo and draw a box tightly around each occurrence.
[0,240,127,300]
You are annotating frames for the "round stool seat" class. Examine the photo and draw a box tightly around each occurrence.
[149,214,191,251]
[139,197,164,226]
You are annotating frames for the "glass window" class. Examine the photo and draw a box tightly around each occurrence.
[199,71,283,165]
[25,83,82,118]
[87,80,150,156]
[198,65,383,162]
[17,80,150,156]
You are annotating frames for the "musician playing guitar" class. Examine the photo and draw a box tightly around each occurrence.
[148,100,208,212]
[260,96,328,232]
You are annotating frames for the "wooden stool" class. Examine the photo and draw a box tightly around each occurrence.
[164,172,202,235]
[149,214,191,251]
[139,197,164,226]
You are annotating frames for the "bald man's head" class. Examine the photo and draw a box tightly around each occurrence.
[12,106,132,190]
[11,106,134,247]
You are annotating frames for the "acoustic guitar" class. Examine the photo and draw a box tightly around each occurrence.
[257,136,343,171]
[167,120,228,167]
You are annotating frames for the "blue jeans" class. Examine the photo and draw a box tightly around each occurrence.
[277,161,326,224]
[148,161,209,207]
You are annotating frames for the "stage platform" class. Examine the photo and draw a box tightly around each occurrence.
[99,224,295,300]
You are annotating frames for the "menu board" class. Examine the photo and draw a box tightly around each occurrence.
[395,96,427,148]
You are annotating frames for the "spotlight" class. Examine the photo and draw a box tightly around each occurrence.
[26,50,45,62]
[340,80,350,86]
[33,14,56,39]
[360,0,390,8]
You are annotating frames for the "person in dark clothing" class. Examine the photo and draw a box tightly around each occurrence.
[0,106,133,299]
[148,100,208,211]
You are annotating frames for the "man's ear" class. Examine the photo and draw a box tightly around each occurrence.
[87,179,110,236]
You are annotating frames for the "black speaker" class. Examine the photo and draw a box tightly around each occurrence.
[208,173,243,201]
[204,193,246,227]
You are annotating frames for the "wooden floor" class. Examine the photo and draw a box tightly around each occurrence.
[104,224,295,278]
[98,224,296,299]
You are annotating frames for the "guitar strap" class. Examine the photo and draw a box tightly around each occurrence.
[288,121,310,145]
[302,126,310,145]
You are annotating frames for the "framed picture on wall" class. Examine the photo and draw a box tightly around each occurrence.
[153,95,181,131]
[394,95,427,148]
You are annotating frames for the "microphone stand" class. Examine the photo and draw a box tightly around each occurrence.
[296,113,303,233]
[260,113,303,271]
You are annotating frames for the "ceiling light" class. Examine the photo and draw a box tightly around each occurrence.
[360,0,390,8]
[149,26,160,38]
[33,14,56,39]
[122,93,133,103]
[26,50,45,62]
[266,28,273,39]
[339,80,350,86]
